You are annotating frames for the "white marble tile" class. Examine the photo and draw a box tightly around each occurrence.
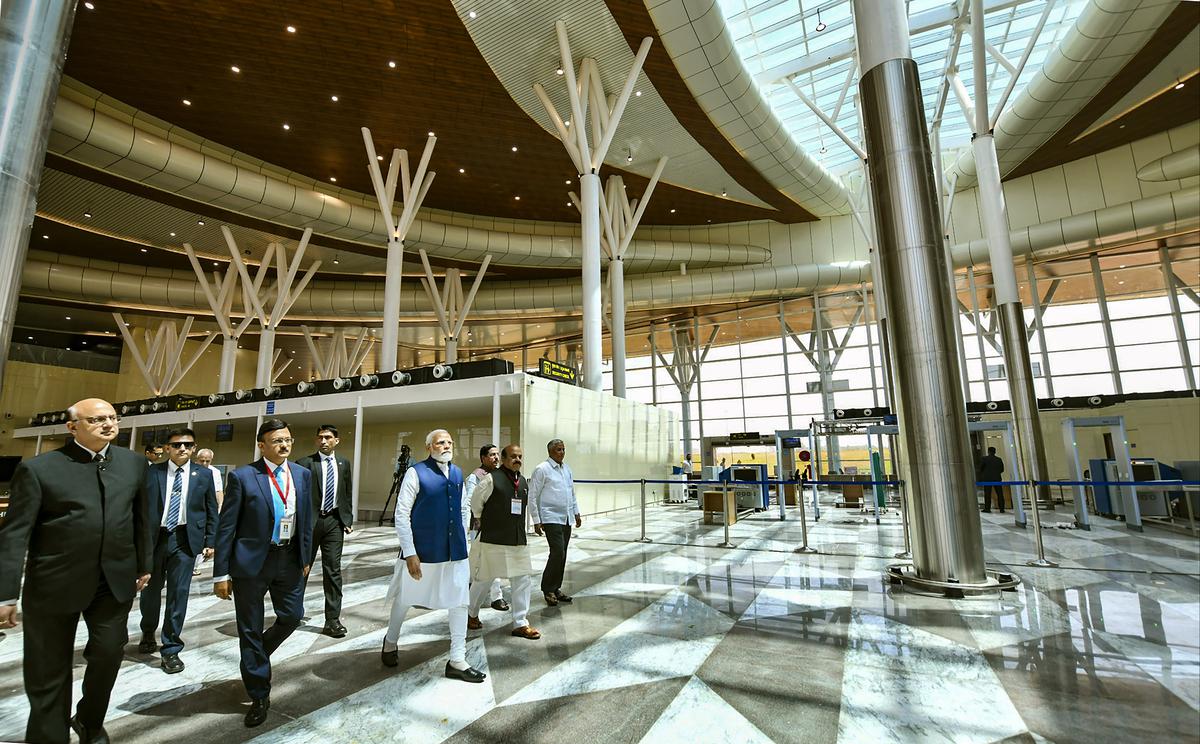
[1094,630,1200,711]
[953,586,1074,651]
[638,675,774,744]
[575,554,711,597]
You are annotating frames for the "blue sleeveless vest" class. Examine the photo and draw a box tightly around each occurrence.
[409,457,467,563]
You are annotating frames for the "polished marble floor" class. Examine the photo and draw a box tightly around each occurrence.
[0,494,1196,743]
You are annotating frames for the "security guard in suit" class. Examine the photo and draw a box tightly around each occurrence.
[0,398,151,744]
[296,424,354,638]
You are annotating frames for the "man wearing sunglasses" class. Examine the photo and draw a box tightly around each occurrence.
[136,427,219,674]
[0,398,151,744]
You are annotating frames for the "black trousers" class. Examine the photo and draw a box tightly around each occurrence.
[982,485,1005,511]
[309,514,345,621]
[139,527,196,655]
[23,575,132,744]
[540,523,572,595]
[232,544,305,700]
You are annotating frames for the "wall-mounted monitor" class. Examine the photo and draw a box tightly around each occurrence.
[215,423,234,442]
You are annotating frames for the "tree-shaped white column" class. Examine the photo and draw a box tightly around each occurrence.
[183,246,260,391]
[361,128,437,372]
[533,21,652,391]
[113,313,218,396]
[301,326,374,380]
[416,249,492,364]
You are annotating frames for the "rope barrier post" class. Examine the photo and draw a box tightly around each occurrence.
[1026,480,1058,568]
[1180,484,1197,535]
[794,477,817,554]
[717,481,735,548]
[637,479,651,543]
[894,479,912,559]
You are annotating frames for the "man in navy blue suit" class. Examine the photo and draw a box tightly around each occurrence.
[137,427,218,674]
[213,419,312,728]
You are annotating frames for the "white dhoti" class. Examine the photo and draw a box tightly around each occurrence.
[469,540,533,628]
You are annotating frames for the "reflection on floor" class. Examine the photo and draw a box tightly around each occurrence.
[0,497,1197,743]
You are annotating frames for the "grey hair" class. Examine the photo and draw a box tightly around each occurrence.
[547,438,564,451]
[196,448,215,459]
[425,429,452,447]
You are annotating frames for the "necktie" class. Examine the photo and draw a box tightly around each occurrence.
[322,458,336,512]
[166,467,183,530]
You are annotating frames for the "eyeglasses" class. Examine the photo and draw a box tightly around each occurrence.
[267,437,294,446]
[167,442,196,450]
[72,415,121,425]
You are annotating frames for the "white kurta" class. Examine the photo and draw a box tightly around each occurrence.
[385,462,471,609]
[468,472,534,582]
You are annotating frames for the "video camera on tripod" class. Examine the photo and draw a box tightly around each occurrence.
[378,444,413,526]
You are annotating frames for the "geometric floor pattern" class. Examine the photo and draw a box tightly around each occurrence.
[0,494,1197,743]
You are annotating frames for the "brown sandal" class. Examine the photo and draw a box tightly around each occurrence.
[511,625,541,640]
[467,616,483,631]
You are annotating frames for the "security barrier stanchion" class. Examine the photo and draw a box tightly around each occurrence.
[637,479,651,543]
[894,480,912,560]
[794,478,817,554]
[1026,480,1058,568]
[717,481,736,548]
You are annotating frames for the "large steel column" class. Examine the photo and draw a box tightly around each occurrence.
[855,0,986,584]
[1160,247,1197,390]
[611,254,627,397]
[219,335,238,391]
[970,0,1053,515]
[255,328,275,388]
[580,173,603,391]
[380,236,404,370]
[0,0,76,389]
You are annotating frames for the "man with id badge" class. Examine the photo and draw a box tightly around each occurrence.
[466,444,540,640]
[212,419,313,728]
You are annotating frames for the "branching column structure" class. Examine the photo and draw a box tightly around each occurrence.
[301,326,374,380]
[572,159,667,397]
[417,250,492,364]
[222,225,320,388]
[533,20,653,392]
[361,128,437,372]
[183,246,254,391]
[113,313,218,396]
[655,323,719,460]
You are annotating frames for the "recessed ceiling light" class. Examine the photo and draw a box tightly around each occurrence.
[1119,264,1126,268]
[330,95,339,102]
[635,90,642,97]
[81,341,87,345]
[1118,280,1125,285]
[458,168,465,173]
[231,65,241,73]
[42,234,48,239]
[330,176,337,182]
[468,10,477,19]
[556,67,564,76]
[567,202,572,207]
[84,1,94,8]
[182,99,191,106]
[286,25,296,33]
[388,60,396,68]
[83,211,92,218]
[565,120,571,127]
[65,316,71,320]
[27,336,32,341]
[1175,82,1185,90]
[565,179,571,185]
[377,155,384,161]
[140,248,147,253]
[511,146,518,152]
[428,131,435,137]
[197,219,205,225]
[670,208,676,213]
[514,195,521,200]
[169,232,176,237]
[213,262,219,267]
[282,123,290,130]
[333,258,340,265]
[721,188,727,196]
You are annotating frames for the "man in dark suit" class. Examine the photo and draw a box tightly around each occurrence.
[213,418,313,728]
[0,397,151,744]
[296,424,353,638]
[137,427,218,674]
[977,446,1007,514]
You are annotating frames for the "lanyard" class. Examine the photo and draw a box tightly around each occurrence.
[266,462,292,506]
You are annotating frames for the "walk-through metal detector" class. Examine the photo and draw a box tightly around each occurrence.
[773,428,813,520]
[866,419,1028,528]
[1062,415,1140,531]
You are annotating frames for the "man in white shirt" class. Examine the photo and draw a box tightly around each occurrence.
[465,444,508,617]
[529,439,582,607]
[381,429,485,683]
[193,448,224,576]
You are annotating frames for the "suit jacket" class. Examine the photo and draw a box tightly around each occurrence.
[0,442,150,613]
[214,459,313,579]
[295,452,353,528]
[144,460,219,556]
[977,454,1005,481]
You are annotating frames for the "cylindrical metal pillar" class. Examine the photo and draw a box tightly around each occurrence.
[445,336,458,364]
[219,335,238,391]
[380,237,404,371]
[580,173,603,391]
[855,0,986,584]
[0,0,76,390]
[351,395,364,518]
[611,256,627,397]
[255,328,275,387]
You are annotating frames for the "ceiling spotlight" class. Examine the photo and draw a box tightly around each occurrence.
[388,60,396,68]
[42,234,48,239]
[635,90,642,97]
[1174,81,1185,90]
[458,167,465,173]
[286,25,296,33]
[819,146,828,154]
[514,195,521,200]
[511,145,518,152]
[330,176,337,182]
[565,179,571,185]
[377,155,384,161]
[815,9,827,32]
[169,231,176,236]
[567,202,572,207]
[468,10,477,19]
[213,262,219,267]
[670,208,676,213]
[565,120,571,127]
[140,248,147,253]
[83,211,92,218]
[556,67,564,75]
[282,123,290,130]
[331,95,339,101]
[333,258,340,265]
[197,219,205,225]
[84,1,94,8]
[182,99,191,106]
[231,65,241,73]
[721,188,727,196]
[428,131,435,137]
[65,316,71,320]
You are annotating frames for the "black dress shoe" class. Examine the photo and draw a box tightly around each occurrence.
[490,599,510,612]
[381,641,399,668]
[71,716,110,744]
[244,697,270,728]
[137,637,157,654]
[444,662,486,683]
[323,620,348,638]
[161,653,185,674]
[554,592,573,604]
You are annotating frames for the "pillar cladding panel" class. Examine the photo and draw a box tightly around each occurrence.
[859,58,985,585]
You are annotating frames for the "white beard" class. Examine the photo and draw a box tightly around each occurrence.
[434,451,453,464]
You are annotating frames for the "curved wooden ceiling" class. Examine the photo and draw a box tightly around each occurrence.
[61,0,791,226]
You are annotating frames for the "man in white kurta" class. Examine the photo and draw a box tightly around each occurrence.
[381,430,485,683]
[467,445,540,639]
[465,444,507,613]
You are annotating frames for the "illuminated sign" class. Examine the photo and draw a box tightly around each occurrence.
[729,432,761,442]
[538,358,578,385]
[173,395,201,411]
